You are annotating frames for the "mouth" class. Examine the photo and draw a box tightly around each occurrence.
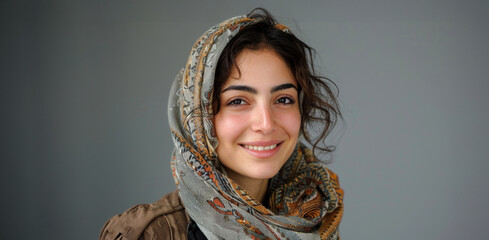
[238,141,283,158]
[241,143,279,151]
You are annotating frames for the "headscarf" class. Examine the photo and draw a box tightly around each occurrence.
[168,15,343,240]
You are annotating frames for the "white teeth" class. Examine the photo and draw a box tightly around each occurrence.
[243,144,278,151]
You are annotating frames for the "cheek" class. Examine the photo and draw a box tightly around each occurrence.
[277,110,301,138]
[214,113,247,143]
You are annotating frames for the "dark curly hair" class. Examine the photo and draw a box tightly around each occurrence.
[212,8,341,156]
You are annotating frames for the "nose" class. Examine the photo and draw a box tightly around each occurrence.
[251,104,276,134]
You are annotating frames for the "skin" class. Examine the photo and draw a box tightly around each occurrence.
[214,48,301,203]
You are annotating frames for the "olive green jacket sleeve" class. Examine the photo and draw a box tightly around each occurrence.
[99,190,190,240]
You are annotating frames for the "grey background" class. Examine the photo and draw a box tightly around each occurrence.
[1,0,488,239]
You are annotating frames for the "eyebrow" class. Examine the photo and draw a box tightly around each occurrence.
[271,83,297,93]
[221,83,297,94]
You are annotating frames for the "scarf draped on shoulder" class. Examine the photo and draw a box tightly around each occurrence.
[168,15,343,240]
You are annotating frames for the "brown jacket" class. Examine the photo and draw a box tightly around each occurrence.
[99,190,190,240]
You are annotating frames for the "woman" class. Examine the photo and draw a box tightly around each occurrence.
[100,8,343,240]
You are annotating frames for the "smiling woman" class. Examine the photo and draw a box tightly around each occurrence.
[215,48,301,203]
[100,8,343,240]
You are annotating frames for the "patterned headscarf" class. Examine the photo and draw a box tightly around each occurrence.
[168,15,343,240]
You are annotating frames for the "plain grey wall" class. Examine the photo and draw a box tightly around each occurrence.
[2,0,488,239]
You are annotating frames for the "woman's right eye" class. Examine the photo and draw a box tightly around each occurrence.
[227,98,246,105]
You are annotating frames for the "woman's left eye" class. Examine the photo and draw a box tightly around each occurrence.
[276,97,294,105]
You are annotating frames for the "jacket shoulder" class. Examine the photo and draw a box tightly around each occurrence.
[99,190,189,240]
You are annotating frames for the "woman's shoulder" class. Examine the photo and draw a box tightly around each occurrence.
[99,190,190,240]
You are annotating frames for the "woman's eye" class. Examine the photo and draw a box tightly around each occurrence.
[276,97,294,105]
[227,98,246,105]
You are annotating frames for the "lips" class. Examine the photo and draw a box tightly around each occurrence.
[242,144,278,151]
[239,141,283,158]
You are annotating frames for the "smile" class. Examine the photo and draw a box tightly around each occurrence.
[242,144,278,151]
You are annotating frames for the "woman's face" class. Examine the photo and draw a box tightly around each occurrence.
[214,48,301,183]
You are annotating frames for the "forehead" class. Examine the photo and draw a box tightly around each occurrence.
[223,48,296,88]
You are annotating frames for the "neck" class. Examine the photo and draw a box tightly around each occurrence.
[225,168,269,203]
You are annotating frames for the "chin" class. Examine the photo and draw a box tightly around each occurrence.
[246,165,282,180]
